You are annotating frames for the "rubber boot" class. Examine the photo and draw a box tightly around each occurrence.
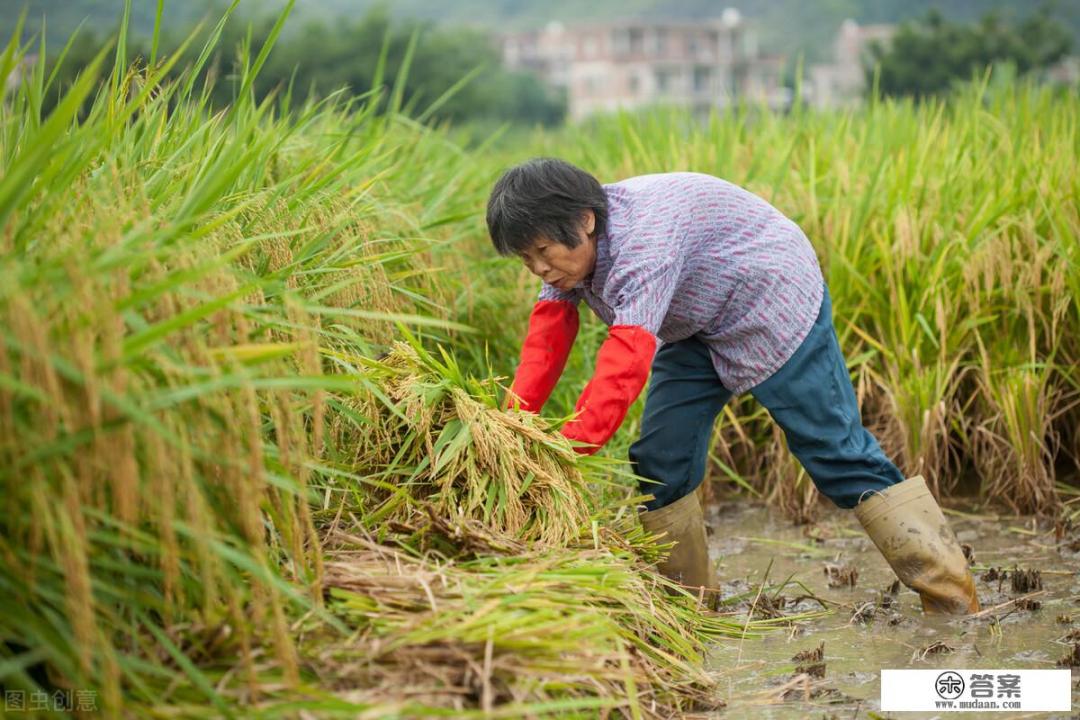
[639,490,718,605]
[854,475,980,615]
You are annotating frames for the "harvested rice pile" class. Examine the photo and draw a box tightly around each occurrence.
[344,340,595,546]
[311,340,770,717]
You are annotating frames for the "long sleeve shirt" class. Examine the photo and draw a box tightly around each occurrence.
[539,171,824,395]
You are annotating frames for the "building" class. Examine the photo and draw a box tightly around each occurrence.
[809,20,896,108]
[499,10,787,122]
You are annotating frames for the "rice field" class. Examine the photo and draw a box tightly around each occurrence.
[0,5,1078,718]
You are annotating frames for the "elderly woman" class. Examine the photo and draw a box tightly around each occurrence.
[486,157,978,615]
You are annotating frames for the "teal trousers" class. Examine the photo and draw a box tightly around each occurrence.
[630,285,903,511]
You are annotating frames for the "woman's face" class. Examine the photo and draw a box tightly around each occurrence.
[518,210,597,292]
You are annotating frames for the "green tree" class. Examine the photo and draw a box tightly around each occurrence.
[866,6,1072,98]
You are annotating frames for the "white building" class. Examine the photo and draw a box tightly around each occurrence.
[500,11,787,121]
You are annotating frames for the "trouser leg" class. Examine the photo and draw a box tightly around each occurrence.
[630,335,730,600]
[629,336,732,511]
[749,285,903,509]
[751,284,977,614]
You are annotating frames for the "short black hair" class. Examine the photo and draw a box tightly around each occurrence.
[486,157,608,256]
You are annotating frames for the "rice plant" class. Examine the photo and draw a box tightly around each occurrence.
[337,340,600,546]
[0,4,479,713]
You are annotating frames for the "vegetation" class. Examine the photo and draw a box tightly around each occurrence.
[868,7,1072,98]
[8,0,1080,66]
[18,2,1078,128]
[31,4,565,126]
[0,1,1077,716]
[0,5,796,716]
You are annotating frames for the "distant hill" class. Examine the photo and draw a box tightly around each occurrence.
[5,0,1078,63]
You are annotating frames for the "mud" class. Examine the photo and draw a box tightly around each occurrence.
[703,499,1080,718]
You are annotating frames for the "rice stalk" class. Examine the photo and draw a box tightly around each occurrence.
[339,341,598,546]
[309,531,748,718]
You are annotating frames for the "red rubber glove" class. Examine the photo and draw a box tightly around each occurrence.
[561,325,656,455]
[507,300,579,413]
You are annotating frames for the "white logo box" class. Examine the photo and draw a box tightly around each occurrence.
[881,669,1071,712]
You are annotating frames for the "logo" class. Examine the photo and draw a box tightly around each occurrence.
[936,671,965,700]
[884,669,1067,712]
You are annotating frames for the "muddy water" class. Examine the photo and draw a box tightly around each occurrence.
[704,499,1080,719]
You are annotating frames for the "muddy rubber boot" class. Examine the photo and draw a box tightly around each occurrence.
[639,490,718,606]
[854,475,980,615]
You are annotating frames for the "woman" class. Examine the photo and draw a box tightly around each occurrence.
[486,157,978,614]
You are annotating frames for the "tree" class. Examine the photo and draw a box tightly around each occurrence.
[866,6,1072,98]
